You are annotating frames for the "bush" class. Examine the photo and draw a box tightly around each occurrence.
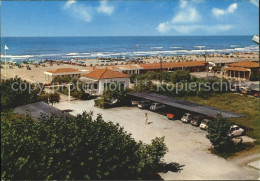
[94,98,110,109]
[206,114,234,153]
[49,92,60,105]
[51,75,71,84]
[1,111,183,180]
[1,77,39,109]
[37,93,49,103]
[37,93,60,105]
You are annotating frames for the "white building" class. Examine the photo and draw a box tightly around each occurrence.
[44,68,82,82]
[80,68,130,95]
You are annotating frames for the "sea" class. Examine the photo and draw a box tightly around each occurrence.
[1,36,258,62]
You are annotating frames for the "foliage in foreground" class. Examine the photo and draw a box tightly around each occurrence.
[206,114,234,153]
[0,77,39,109]
[1,112,183,180]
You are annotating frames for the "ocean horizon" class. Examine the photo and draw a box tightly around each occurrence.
[1,35,258,62]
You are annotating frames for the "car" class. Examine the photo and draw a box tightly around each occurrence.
[137,100,151,109]
[229,125,245,137]
[181,113,193,123]
[190,115,205,127]
[240,86,251,95]
[150,103,166,111]
[199,119,210,130]
[131,100,139,106]
[167,113,175,120]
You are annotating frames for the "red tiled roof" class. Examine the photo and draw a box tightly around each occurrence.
[82,68,130,79]
[47,68,80,74]
[139,61,206,70]
[107,66,121,70]
[225,67,251,72]
[119,64,143,69]
[228,61,259,68]
[85,67,100,71]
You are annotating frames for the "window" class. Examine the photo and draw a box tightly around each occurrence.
[94,83,98,89]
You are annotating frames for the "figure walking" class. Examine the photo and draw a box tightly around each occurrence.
[145,113,148,125]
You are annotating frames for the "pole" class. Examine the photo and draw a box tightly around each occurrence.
[5,46,7,76]
[160,57,162,84]
[68,84,71,101]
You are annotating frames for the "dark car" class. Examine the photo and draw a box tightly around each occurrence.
[137,100,151,109]
[150,103,166,111]
[190,115,205,127]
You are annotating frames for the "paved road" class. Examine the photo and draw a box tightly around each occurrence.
[53,100,259,180]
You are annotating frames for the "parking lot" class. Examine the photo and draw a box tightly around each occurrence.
[53,100,259,180]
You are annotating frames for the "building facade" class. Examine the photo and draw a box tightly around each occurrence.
[80,68,130,95]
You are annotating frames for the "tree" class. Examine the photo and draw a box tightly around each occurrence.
[206,114,234,152]
[51,75,71,84]
[49,92,60,105]
[1,111,183,180]
[102,82,128,104]
[0,77,39,109]
[170,70,190,83]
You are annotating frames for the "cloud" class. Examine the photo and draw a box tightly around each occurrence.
[212,3,237,17]
[156,0,233,34]
[248,0,259,7]
[97,0,114,15]
[157,22,172,33]
[63,0,92,22]
[157,0,201,33]
[64,0,76,9]
[180,0,188,8]
[172,25,233,34]
[172,7,200,23]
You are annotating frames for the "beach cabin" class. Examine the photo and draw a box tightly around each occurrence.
[138,61,206,74]
[224,61,259,81]
[44,68,82,83]
[80,68,130,95]
[118,64,143,75]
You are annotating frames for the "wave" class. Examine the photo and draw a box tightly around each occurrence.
[66,53,80,56]
[150,47,163,49]
[2,46,258,62]
[194,46,206,49]
[169,47,182,49]
[230,45,240,48]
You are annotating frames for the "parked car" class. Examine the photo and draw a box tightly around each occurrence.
[131,100,139,106]
[190,115,205,127]
[240,86,251,95]
[150,103,166,111]
[137,100,151,109]
[167,113,175,120]
[181,113,193,123]
[229,125,245,137]
[199,119,210,130]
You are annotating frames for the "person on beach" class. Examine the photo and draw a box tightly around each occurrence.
[145,113,148,125]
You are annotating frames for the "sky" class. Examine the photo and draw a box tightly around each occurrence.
[1,0,259,37]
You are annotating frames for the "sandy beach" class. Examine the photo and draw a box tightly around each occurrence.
[1,52,259,83]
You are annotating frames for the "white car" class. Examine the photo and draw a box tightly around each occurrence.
[181,113,193,123]
[199,119,210,130]
[229,125,245,137]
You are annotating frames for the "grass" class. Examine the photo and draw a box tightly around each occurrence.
[179,93,260,142]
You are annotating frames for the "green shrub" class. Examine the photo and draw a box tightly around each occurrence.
[1,111,183,180]
[1,77,38,109]
[206,114,234,153]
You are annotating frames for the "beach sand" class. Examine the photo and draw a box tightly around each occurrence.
[1,52,259,83]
